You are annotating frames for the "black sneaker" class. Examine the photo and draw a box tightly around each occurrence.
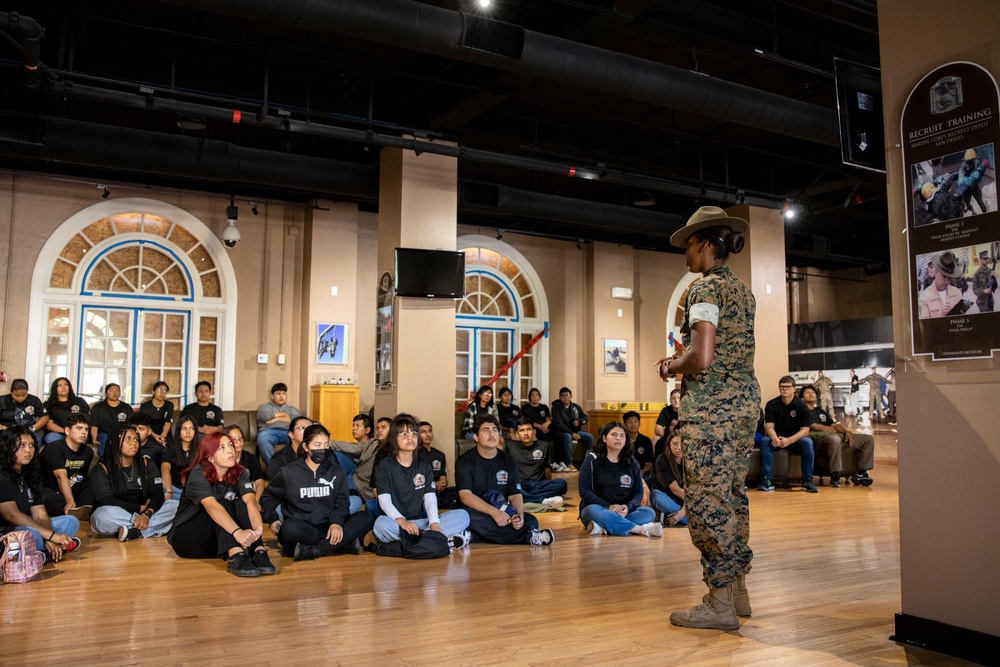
[118,525,142,542]
[802,479,819,493]
[251,549,276,574]
[830,473,841,488]
[757,478,775,492]
[852,470,874,487]
[226,552,260,577]
[293,543,320,561]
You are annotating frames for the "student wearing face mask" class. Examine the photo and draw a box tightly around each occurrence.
[260,424,375,561]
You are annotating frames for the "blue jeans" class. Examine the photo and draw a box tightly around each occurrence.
[19,515,81,551]
[349,495,362,514]
[758,436,815,481]
[90,500,179,538]
[649,490,686,525]
[580,504,655,536]
[334,452,359,492]
[43,431,64,445]
[519,479,568,504]
[97,432,109,457]
[373,510,470,543]
[365,498,380,517]
[255,429,290,464]
[557,431,594,464]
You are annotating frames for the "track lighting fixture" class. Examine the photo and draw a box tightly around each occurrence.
[98,184,110,199]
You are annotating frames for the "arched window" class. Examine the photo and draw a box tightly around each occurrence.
[455,237,548,407]
[26,199,237,408]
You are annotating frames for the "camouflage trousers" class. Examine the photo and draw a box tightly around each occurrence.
[680,414,756,588]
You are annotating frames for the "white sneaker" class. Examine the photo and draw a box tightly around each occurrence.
[449,530,471,550]
[586,521,607,536]
[541,496,564,507]
[640,522,663,538]
[529,528,555,546]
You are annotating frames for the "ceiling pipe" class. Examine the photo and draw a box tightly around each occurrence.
[149,0,841,146]
[0,10,44,88]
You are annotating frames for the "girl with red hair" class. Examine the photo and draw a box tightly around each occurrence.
[167,432,276,577]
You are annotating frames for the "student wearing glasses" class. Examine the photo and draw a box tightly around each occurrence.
[759,376,816,493]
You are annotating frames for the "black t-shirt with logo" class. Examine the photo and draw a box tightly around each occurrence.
[521,403,552,439]
[180,402,225,429]
[0,471,42,526]
[423,446,447,482]
[47,397,91,428]
[169,465,253,536]
[630,433,654,469]
[39,438,95,497]
[0,393,47,428]
[505,440,550,482]
[764,396,812,438]
[374,455,434,520]
[456,447,521,502]
[162,443,196,488]
[496,403,523,430]
[139,400,174,437]
[90,400,135,436]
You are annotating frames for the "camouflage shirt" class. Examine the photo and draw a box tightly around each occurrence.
[972,265,993,308]
[679,264,761,424]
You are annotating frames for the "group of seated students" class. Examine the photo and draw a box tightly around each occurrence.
[2,375,699,578]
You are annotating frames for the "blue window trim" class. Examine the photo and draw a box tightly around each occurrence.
[78,305,190,405]
[458,325,515,392]
[79,239,196,302]
[462,269,521,321]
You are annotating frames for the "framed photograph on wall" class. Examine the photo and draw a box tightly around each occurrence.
[316,323,348,365]
[603,338,627,375]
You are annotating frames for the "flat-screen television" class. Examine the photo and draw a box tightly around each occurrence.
[394,248,466,299]
[834,58,885,173]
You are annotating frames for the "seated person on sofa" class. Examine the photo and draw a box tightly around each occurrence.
[522,388,567,472]
[89,383,134,456]
[799,385,875,487]
[623,411,654,476]
[329,413,382,512]
[0,378,50,445]
[39,413,95,519]
[495,387,523,442]
[507,419,567,506]
[255,382,301,464]
[759,376,817,493]
[456,414,554,546]
[551,387,594,468]
[180,381,224,435]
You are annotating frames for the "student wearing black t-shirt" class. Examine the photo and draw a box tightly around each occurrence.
[90,383,135,456]
[622,411,654,476]
[138,381,174,447]
[227,424,264,509]
[578,421,661,537]
[90,426,178,541]
[495,387,522,442]
[522,388,568,471]
[759,375,816,492]
[456,414,554,546]
[0,379,50,443]
[373,414,470,547]
[42,377,91,445]
[180,381,225,435]
[162,415,198,501]
[418,421,457,509]
[167,432,276,577]
[0,427,82,561]
[650,432,686,526]
[261,424,375,560]
[134,411,166,468]
[653,389,682,456]
[507,420,567,505]
[39,413,95,519]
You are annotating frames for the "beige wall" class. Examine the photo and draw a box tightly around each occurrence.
[880,0,1000,637]
[788,266,893,324]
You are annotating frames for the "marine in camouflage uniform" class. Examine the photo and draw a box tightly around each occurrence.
[678,263,761,590]
[858,369,887,420]
[814,372,835,418]
[971,255,994,313]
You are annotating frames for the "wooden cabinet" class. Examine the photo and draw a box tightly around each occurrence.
[309,385,360,442]
[585,409,662,441]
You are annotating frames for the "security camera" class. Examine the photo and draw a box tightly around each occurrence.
[221,220,241,248]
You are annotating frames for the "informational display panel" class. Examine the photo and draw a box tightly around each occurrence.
[902,61,999,360]
[375,271,394,387]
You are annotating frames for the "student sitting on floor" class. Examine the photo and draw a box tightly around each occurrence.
[226,424,264,510]
[38,413,94,520]
[418,421,458,509]
[167,432,276,578]
[506,418,567,507]
[161,415,199,502]
[90,425,179,542]
[0,426,82,562]
[456,414,555,547]
[578,421,662,537]
[262,424,375,561]
[650,432,686,526]
[373,413,470,549]
[266,416,313,482]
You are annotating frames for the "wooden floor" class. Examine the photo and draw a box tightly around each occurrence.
[2,465,973,667]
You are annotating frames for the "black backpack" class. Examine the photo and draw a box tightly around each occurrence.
[372,529,450,560]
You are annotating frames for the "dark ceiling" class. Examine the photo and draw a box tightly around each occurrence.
[0,0,887,271]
